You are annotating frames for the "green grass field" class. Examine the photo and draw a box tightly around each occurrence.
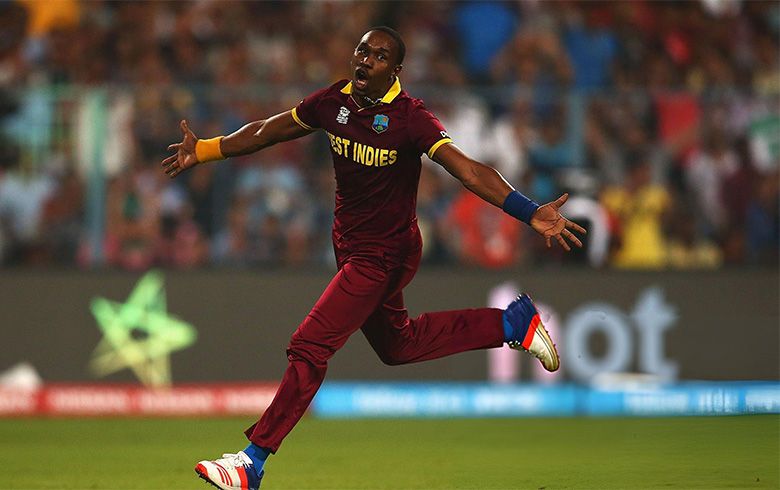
[1,416,777,489]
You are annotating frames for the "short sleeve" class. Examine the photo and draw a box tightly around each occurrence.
[291,86,330,130]
[408,101,453,159]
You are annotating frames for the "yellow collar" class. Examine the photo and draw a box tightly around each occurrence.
[340,77,401,103]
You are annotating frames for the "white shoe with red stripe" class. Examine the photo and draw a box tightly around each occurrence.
[195,451,263,489]
[505,294,560,372]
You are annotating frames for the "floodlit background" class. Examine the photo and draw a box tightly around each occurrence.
[0,2,778,488]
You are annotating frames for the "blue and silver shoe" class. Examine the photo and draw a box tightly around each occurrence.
[504,294,560,372]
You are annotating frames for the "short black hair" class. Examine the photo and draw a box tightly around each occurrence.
[367,26,405,65]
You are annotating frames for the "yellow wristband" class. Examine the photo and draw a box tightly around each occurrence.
[195,136,225,163]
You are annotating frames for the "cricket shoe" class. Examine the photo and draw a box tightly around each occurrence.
[504,294,560,372]
[195,451,263,490]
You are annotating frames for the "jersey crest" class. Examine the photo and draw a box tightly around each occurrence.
[372,114,390,133]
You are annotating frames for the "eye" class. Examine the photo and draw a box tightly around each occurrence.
[377,53,386,61]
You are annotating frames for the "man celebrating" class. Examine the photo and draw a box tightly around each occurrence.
[163,26,585,490]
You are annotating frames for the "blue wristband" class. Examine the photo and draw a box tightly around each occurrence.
[502,191,540,224]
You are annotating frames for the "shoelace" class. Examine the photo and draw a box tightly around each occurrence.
[220,453,250,468]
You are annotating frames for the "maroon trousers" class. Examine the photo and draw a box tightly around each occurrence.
[245,228,504,452]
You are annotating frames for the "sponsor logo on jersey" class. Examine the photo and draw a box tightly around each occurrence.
[372,114,390,133]
[337,106,350,124]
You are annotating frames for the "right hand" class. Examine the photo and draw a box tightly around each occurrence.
[161,120,198,178]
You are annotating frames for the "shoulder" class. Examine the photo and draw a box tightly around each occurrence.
[601,187,626,208]
[645,186,671,205]
[405,95,429,112]
[401,94,441,120]
[325,79,352,94]
[305,79,351,101]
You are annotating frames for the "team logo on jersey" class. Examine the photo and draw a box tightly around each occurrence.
[372,114,390,133]
[337,106,350,124]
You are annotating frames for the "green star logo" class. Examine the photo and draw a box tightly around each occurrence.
[89,271,197,387]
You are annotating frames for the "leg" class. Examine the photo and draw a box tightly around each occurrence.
[361,244,504,365]
[362,291,504,365]
[245,256,393,452]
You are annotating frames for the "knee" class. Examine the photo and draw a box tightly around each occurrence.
[372,344,407,366]
[287,332,330,368]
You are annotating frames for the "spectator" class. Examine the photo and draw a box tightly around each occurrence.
[527,105,578,203]
[103,162,162,270]
[0,147,52,264]
[39,163,83,264]
[453,1,518,82]
[444,189,524,269]
[665,204,722,269]
[601,156,671,269]
[562,2,619,92]
[685,129,741,239]
[746,170,780,264]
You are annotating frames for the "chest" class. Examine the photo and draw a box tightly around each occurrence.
[320,100,411,163]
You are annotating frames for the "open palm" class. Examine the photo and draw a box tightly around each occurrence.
[161,120,199,178]
[530,193,587,251]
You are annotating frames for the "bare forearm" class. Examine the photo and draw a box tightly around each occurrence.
[433,143,514,207]
[458,160,514,207]
[219,111,311,158]
[221,120,270,157]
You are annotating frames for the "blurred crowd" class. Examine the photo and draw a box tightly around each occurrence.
[0,0,777,270]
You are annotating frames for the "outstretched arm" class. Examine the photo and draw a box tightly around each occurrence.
[161,110,312,178]
[432,142,586,251]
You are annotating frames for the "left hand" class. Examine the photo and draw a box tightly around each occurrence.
[530,193,587,251]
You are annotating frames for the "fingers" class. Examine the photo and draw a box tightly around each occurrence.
[162,161,178,176]
[161,154,176,167]
[563,228,583,248]
[553,192,569,208]
[167,143,181,151]
[161,153,182,178]
[165,164,181,178]
[555,233,571,252]
[181,119,196,139]
[566,219,587,234]
[545,236,551,248]
[549,229,583,252]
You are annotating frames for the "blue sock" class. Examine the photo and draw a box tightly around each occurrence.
[502,313,514,343]
[502,295,535,343]
[243,443,271,475]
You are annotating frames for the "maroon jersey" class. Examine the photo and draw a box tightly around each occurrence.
[292,78,452,245]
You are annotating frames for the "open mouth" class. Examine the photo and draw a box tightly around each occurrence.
[354,68,369,90]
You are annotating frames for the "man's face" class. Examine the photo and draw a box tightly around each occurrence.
[350,30,401,98]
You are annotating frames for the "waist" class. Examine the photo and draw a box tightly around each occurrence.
[332,218,420,248]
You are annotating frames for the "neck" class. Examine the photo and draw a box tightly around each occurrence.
[353,94,380,108]
[355,76,395,108]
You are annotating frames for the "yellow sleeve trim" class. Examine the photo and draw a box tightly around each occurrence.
[195,136,225,163]
[291,107,315,131]
[427,138,453,159]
